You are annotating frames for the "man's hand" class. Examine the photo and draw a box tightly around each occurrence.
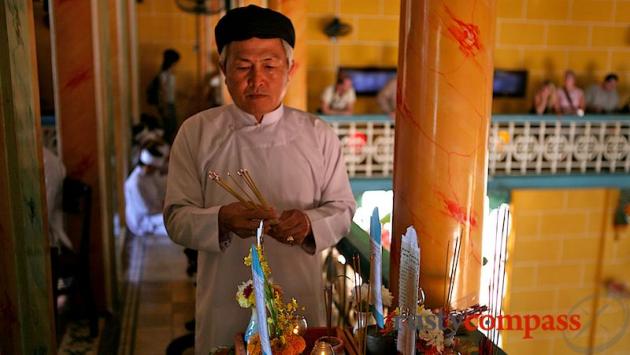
[218,202,278,239]
[269,209,312,246]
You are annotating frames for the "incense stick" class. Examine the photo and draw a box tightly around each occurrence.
[324,285,333,337]
[446,228,463,310]
[443,241,451,310]
[364,278,371,355]
[494,206,511,353]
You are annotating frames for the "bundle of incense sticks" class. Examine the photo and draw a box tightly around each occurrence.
[208,169,271,210]
[323,285,333,337]
[444,226,463,311]
[352,255,369,355]
[487,205,511,353]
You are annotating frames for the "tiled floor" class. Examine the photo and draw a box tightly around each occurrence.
[133,234,195,355]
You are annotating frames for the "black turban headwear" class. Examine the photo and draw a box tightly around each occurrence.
[214,5,295,54]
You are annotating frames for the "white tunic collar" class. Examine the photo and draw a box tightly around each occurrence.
[230,104,284,130]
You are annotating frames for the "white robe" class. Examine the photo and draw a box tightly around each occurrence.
[125,166,168,236]
[164,104,356,354]
[43,148,73,249]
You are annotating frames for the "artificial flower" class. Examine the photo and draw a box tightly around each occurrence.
[350,284,393,309]
[417,305,445,353]
[236,280,255,308]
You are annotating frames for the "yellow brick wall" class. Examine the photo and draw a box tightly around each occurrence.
[137,0,200,120]
[306,0,630,114]
[305,0,400,113]
[494,0,630,113]
[136,1,630,116]
[505,189,630,354]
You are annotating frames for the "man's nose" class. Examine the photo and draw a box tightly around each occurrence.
[248,67,264,88]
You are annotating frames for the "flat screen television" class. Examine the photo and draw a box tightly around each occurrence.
[338,67,397,96]
[493,69,528,98]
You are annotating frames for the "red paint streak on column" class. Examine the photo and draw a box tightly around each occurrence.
[444,5,482,58]
[63,68,91,90]
[436,191,478,229]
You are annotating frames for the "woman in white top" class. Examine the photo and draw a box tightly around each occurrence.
[556,70,585,115]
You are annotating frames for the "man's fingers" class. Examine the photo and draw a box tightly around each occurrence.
[241,206,278,220]
[272,216,301,235]
[233,219,263,231]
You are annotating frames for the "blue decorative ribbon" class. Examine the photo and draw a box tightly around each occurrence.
[370,207,385,328]
[251,245,272,355]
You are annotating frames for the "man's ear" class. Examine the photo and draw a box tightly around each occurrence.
[287,61,297,81]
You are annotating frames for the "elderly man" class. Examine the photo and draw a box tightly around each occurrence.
[163,5,356,353]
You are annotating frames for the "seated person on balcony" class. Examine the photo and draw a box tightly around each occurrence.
[43,147,73,252]
[163,5,356,352]
[377,75,397,119]
[556,70,585,115]
[125,141,169,237]
[531,80,557,115]
[320,73,356,115]
[586,73,619,114]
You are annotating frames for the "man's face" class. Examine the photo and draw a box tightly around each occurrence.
[223,38,295,119]
[604,79,617,91]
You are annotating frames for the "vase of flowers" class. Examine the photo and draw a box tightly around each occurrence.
[350,284,393,333]
[236,247,307,355]
[350,283,394,354]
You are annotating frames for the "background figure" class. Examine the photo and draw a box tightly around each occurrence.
[43,147,73,251]
[320,73,356,115]
[147,49,180,143]
[377,75,397,118]
[532,80,557,115]
[201,53,224,110]
[555,70,585,115]
[586,73,619,113]
[131,113,166,168]
[125,141,169,237]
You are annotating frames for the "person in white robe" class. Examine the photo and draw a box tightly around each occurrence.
[43,147,73,250]
[163,5,356,353]
[125,142,169,237]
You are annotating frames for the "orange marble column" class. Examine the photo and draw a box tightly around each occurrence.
[269,0,307,110]
[391,1,496,309]
[50,0,118,310]
[128,0,140,123]
[109,0,130,232]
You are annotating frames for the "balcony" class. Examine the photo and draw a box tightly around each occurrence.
[321,114,630,193]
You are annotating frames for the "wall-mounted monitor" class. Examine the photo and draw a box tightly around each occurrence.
[338,67,397,96]
[493,69,528,98]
